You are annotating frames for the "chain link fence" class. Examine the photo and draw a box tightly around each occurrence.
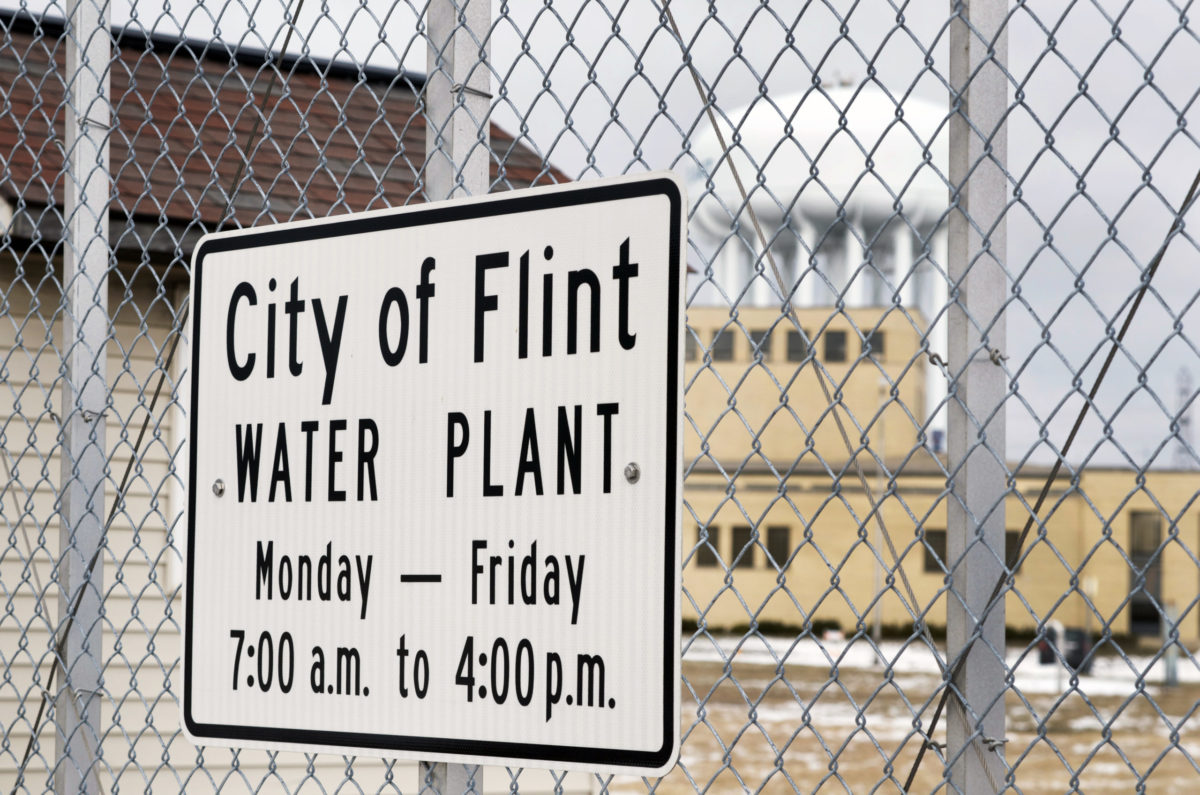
[1,0,1199,792]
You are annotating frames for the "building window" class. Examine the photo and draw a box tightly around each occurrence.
[1129,511,1163,636]
[924,529,1021,573]
[710,331,734,361]
[732,526,754,569]
[922,529,946,573]
[787,330,808,362]
[696,526,719,568]
[766,526,790,569]
[862,330,886,359]
[750,328,771,359]
[686,331,700,361]
[824,330,847,362]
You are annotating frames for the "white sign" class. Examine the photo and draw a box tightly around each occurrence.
[183,173,685,774]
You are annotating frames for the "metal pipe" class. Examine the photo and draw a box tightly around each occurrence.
[422,0,491,789]
[55,1,112,791]
[945,0,1009,790]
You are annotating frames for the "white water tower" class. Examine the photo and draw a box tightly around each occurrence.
[687,84,950,440]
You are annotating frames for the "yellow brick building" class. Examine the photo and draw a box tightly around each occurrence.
[683,305,1200,645]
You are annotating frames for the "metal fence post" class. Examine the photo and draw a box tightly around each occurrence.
[420,760,481,795]
[55,1,111,792]
[946,0,1009,791]
[425,0,492,201]
[423,0,490,791]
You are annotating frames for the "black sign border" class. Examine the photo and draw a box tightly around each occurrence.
[185,176,683,772]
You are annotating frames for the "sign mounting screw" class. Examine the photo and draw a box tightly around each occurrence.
[212,479,226,498]
[624,462,641,484]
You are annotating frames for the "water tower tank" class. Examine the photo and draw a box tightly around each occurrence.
[687,84,950,444]
[689,84,949,312]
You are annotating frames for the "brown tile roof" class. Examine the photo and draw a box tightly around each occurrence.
[0,12,565,241]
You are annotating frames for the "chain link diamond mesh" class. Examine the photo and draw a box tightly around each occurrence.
[1,0,1198,792]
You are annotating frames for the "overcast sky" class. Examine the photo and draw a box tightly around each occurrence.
[13,0,1200,471]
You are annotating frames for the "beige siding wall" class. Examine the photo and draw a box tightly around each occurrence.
[685,305,929,466]
[682,305,1200,646]
[0,260,591,792]
[1,260,183,790]
[683,466,1200,645]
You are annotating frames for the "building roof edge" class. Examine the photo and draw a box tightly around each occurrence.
[0,8,427,89]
